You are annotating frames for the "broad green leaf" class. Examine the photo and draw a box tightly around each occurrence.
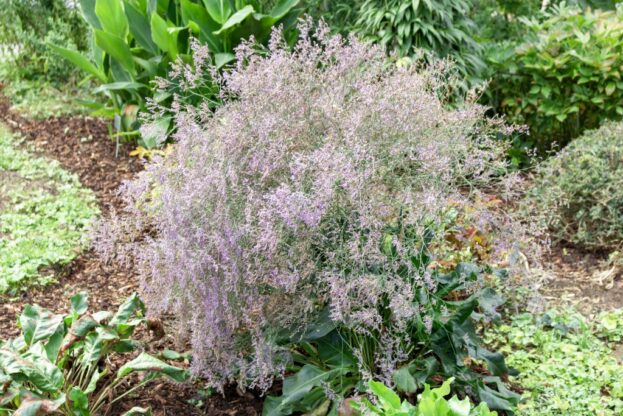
[69,387,89,414]
[111,293,145,327]
[117,353,189,382]
[214,52,235,69]
[392,367,417,394]
[48,45,108,82]
[79,0,101,29]
[214,5,254,35]
[150,13,179,59]
[14,394,65,416]
[71,292,89,316]
[94,82,148,94]
[448,396,471,416]
[19,305,64,346]
[369,380,401,409]
[95,29,136,75]
[269,0,299,21]
[202,0,232,24]
[180,0,221,52]
[141,116,171,148]
[125,2,159,54]
[95,0,128,36]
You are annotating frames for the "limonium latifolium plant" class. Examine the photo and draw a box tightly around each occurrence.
[94,19,528,401]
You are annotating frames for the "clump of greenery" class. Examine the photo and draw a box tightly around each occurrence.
[526,121,623,251]
[354,0,485,85]
[0,0,89,83]
[0,293,189,415]
[0,124,98,293]
[487,309,623,415]
[352,378,497,416]
[487,5,623,153]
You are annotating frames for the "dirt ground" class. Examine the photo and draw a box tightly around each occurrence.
[0,96,263,415]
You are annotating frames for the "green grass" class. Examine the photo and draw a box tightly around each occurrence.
[487,308,623,415]
[0,124,98,293]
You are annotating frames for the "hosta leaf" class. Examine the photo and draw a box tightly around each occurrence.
[70,292,89,316]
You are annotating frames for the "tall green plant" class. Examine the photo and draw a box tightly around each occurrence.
[51,0,301,148]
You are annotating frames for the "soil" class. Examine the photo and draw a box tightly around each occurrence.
[0,95,263,415]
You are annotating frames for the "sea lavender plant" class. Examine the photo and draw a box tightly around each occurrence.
[94,19,529,397]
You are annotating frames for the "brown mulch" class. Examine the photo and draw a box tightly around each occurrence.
[0,95,263,415]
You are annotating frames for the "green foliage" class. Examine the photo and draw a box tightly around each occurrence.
[352,378,497,416]
[0,0,89,83]
[0,293,189,415]
[354,0,485,84]
[525,121,623,251]
[487,309,623,415]
[487,5,623,153]
[263,262,520,415]
[0,125,98,293]
[52,0,301,148]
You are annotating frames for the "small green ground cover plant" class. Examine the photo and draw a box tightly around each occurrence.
[352,378,497,416]
[0,293,189,415]
[486,308,623,415]
[0,124,98,293]
[525,121,623,251]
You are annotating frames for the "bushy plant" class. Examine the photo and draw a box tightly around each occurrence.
[0,293,188,415]
[0,0,89,83]
[352,378,497,416]
[525,121,623,251]
[353,0,485,85]
[51,0,301,148]
[95,21,529,412]
[487,5,623,153]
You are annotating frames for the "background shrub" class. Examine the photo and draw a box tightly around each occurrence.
[487,5,623,154]
[353,0,485,85]
[0,0,89,83]
[95,22,528,411]
[526,121,623,251]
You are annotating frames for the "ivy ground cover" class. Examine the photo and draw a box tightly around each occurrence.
[0,123,98,293]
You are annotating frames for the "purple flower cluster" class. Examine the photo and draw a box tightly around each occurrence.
[94,21,525,391]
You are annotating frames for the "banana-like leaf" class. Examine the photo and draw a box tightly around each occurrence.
[125,2,159,54]
[180,0,221,52]
[269,0,299,22]
[117,353,189,382]
[202,0,232,24]
[79,0,101,29]
[150,13,180,59]
[95,29,136,76]
[48,45,107,82]
[214,5,254,35]
[94,82,148,94]
[95,0,128,36]
[214,52,235,69]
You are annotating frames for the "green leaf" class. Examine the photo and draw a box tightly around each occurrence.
[180,0,221,52]
[19,305,64,346]
[369,380,401,409]
[214,52,235,69]
[269,0,300,21]
[606,82,616,96]
[117,353,189,382]
[79,0,101,29]
[110,294,145,327]
[125,2,159,54]
[214,5,254,35]
[94,82,148,94]
[202,0,232,24]
[48,44,108,82]
[150,13,179,59]
[392,367,417,394]
[95,0,128,36]
[13,394,65,416]
[69,387,89,414]
[71,292,89,316]
[94,29,136,75]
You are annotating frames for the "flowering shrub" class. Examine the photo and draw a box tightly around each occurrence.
[95,20,528,408]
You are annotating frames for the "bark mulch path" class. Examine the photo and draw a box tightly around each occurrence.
[0,95,263,415]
